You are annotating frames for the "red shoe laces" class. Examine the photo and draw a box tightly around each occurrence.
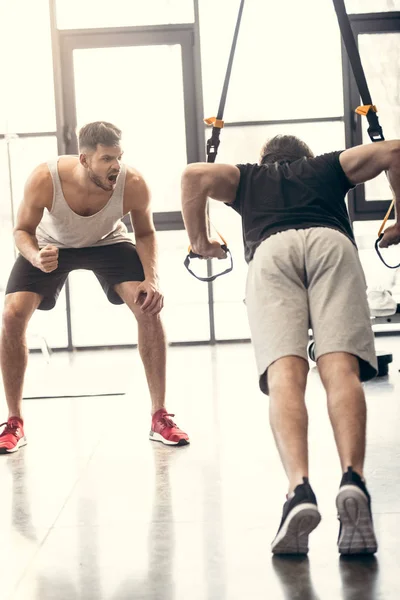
[157,413,177,429]
[0,421,20,438]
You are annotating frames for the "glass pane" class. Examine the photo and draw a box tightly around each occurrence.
[345,0,400,12]
[200,0,343,122]
[358,33,400,201]
[56,0,194,29]
[73,45,186,212]
[70,231,210,346]
[1,0,56,133]
[212,121,346,165]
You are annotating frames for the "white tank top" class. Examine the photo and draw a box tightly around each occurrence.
[36,159,132,249]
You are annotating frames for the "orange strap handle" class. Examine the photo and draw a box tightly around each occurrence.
[204,116,225,129]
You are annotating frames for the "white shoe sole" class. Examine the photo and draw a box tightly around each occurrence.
[370,308,397,317]
[149,431,189,446]
[271,503,321,555]
[0,436,28,454]
[336,485,378,555]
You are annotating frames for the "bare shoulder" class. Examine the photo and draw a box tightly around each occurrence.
[184,162,240,179]
[123,165,150,212]
[182,162,240,203]
[57,155,80,179]
[339,140,400,185]
[24,163,53,209]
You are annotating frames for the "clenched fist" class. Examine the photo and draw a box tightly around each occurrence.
[33,245,59,273]
[191,239,227,259]
[379,223,400,248]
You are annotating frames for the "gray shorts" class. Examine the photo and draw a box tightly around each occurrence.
[245,227,378,394]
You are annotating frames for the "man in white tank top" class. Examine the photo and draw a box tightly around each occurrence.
[0,121,189,451]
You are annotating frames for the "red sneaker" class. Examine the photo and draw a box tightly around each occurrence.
[0,417,27,454]
[150,409,189,446]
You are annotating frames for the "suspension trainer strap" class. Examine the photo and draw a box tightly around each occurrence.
[375,234,400,269]
[184,0,244,282]
[205,0,245,163]
[184,246,234,282]
[332,0,384,142]
[332,0,400,267]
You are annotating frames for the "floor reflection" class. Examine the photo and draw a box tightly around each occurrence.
[272,555,321,600]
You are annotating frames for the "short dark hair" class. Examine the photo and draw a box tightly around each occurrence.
[78,121,122,153]
[259,134,314,165]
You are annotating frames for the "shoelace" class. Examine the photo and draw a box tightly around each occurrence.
[156,413,177,430]
[0,421,20,438]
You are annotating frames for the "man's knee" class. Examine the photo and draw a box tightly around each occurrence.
[2,295,39,333]
[2,307,29,334]
[267,355,309,396]
[135,311,161,328]
[317,352,361,391]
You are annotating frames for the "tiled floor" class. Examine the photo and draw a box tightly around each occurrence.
[0,338,399,599]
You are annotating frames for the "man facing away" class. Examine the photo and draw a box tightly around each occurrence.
[0,121,189,453]
[181,134,400,554]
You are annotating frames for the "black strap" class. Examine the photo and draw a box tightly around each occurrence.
[332,0,399,269]
[332,0,384,142]
[206,0,245,164]
[184,245,233,282]
[189,0,244,283]
[375,234,400,269]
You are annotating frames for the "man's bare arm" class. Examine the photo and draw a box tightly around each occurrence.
[181,163,240,256]
[124,169,163,314]
[340,140,400,214]
[14,164,59,271]
[340,140,400,247]
[125,171,158,283]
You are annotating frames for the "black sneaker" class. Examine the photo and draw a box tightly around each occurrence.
[271,478,321,555]
[336,466,378,555]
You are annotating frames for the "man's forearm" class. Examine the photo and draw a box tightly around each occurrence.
[387,145,400,223]
[181,173,209,254]
[135,232,159,282]
[14,230,40,264]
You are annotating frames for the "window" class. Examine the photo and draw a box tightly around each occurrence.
[2,0,56,133]
[72,45,187,212]
[343,13,400,219]
[199,0,344,123]
[55,0,194,30]
[345,0,400,12]
[358,32,400,201]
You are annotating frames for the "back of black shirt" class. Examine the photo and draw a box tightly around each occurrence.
[230,151,355,263]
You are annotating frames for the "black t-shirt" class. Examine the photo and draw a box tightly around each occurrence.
[230,151,355,263]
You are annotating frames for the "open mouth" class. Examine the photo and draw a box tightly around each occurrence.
[108,173,119,183]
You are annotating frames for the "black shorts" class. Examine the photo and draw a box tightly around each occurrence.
[5,242,145,310]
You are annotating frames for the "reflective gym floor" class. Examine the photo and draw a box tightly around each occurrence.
[1,337,399,600]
